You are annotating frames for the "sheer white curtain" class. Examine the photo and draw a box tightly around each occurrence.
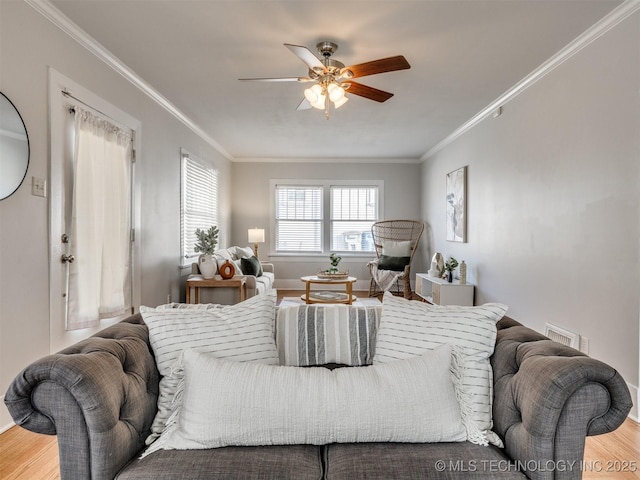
[67,107,132,330]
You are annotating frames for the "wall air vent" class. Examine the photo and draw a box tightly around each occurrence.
[544,323,579,349]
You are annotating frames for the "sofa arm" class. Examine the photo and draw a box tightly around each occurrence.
[244,274,258,297]
[4,315,159,480]
[492,318,632,480]
[261,262,274,274]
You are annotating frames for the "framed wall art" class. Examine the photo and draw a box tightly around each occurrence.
[446,166,467,242]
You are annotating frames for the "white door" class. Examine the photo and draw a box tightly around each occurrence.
[49,69,140,352]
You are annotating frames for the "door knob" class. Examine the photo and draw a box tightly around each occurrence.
[61,254,75,264]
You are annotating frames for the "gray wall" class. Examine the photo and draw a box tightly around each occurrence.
[230,161,424,289]
[421,13,639,415]
[0,2,232,428]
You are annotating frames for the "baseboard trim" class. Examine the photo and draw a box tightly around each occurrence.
[0,421,15,435]
[0,395,15,433]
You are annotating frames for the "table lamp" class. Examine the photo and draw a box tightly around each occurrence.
[248,228,265,259]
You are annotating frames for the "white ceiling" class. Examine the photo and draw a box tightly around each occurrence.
[49,0,622,161]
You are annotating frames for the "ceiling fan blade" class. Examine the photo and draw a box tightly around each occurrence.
[341,56,410,79]
[284,43,326,72]
[296,98,312,110]
[239,77,312,82]
[345,81,394,103]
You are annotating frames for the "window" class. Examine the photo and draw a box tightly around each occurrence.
[275,185,323,252]
[331,186,378,252]
[272,180,382,255]
[181,149,218,264]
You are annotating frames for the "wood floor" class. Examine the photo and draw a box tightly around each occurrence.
[2,291,638,479]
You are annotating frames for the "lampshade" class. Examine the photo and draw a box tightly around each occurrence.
[248,228,265,243]
[333,96,349,109]
[304,83,325,108]
[327,83,345,102]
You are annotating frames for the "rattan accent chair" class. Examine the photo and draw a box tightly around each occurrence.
[368,219,424,299]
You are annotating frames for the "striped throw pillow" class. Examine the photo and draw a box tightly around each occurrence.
[275,304,381,366]
[140,290,278,444]
[374,291,508,446]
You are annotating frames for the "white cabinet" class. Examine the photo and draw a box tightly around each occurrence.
[415,273,474,306]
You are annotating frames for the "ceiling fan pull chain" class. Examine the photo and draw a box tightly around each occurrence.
[324,86,330,120]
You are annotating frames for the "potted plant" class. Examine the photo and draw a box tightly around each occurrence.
[194,226,219,278]
[328,252,342,274]
[444,256,458,283]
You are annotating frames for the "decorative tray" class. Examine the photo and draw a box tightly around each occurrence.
[316,270,349,279]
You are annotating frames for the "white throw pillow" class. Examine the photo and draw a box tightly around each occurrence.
[145,344,466,454]
[140,290,278,444]
[374,291,508,446]
[381,240,412,257]
[213,249,233,269]
[154,302,221,310]
[234,245,255,259]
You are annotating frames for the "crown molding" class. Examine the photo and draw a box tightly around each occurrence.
[233,156,422,164]
[421,0,640,161]
[25,0,234,161]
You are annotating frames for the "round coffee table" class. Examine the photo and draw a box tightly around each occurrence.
[300,275,358,304]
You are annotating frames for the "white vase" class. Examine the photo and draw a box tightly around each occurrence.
[198,254,217,279]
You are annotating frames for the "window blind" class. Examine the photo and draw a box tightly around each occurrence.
[181,151,218,263]
[275,185,323,252]
[330,186,378,252]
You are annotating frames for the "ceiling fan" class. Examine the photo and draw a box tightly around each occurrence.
[239,41,411,119]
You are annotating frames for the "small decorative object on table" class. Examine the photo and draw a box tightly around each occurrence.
[428,252,445,277]
[329,252,341,273]
[459,260,467,284]
[444,256,458,283]
[318,252,348,278]
[219,259,236,279]
[194,225,219,279]
[317,269,349,279]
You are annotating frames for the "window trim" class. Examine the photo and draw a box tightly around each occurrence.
[270,179,384,257]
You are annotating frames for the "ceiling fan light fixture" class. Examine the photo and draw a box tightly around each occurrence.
[333,95,349,109]
[311,94,326,109]
[242,42,411,119]
[304,84,323,104]
[327,82,346,102]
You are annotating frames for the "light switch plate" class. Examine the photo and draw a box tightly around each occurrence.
[31,176,47,197]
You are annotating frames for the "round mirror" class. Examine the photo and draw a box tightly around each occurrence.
[0,92,30,200]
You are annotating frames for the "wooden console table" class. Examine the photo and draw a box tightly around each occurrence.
[186,275,247,304]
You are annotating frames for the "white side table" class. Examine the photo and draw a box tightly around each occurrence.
[415,273,474,306]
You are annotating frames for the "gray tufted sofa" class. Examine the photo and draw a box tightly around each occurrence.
[5,313,632,480]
